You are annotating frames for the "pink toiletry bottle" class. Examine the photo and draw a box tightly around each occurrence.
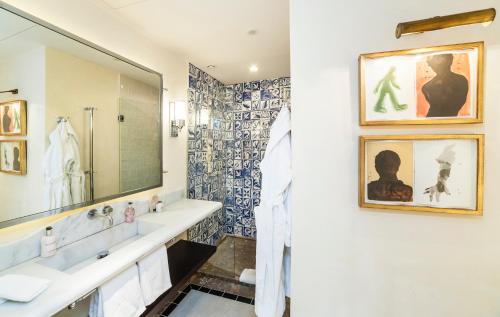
[124,202,135,223]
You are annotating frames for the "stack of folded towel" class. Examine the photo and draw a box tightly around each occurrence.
[90,245,172,317]
[0,274,51,305]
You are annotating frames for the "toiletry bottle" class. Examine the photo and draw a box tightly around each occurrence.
[124,202,135,223]
[41,226,57,258]
[155,201,164,213]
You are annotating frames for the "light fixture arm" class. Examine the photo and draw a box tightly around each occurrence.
[396,8,496,38]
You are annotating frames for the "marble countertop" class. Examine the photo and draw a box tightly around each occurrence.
[0,199,222,317]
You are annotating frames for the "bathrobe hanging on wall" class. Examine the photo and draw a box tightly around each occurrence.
[255,105,292,317]
[44,120,85,209]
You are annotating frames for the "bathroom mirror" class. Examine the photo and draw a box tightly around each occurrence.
[0,4,163,228]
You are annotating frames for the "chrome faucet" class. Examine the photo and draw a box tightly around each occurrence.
[87,206,114,226]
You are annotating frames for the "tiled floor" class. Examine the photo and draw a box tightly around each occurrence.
[167,290,255,317]
[147,236,290,317]
[160,284,255,317]
[198,235,256,282]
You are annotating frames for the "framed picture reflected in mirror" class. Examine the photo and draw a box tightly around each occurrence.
[0,140,27,175]
[0,100,27,136]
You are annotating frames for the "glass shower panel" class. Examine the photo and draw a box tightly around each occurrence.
[119,98,161,193]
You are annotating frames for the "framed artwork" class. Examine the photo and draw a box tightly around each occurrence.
[359,135,484,215]
[359,42,484,126]
[0,140,27,175]
[0,100,27,136]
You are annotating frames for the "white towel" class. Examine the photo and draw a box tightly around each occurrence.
[89,265,146,317]
[137,246,172,306]
[0,298,6,305]
[239,269,256,285]
[0,274,51,303]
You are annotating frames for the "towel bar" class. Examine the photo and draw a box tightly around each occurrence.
[67,288,96,310]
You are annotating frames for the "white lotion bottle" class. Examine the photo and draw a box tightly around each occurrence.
[155,201,164,213]
[41,226,57,257]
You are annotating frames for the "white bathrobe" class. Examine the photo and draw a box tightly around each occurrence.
[255,106,292,317]
[44,121,85,210]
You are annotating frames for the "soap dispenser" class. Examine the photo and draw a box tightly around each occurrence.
[41,226,56,258]
[124,202,136,223]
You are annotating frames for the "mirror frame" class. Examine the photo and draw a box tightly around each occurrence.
[0,1,164,229]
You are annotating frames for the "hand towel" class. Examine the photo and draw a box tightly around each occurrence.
[89,265,146,317]
[137,246,172,306]
[0,274,50,303]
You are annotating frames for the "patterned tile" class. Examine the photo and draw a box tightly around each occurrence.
[187,63,290,239]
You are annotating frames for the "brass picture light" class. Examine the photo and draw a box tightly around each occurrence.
[396,8,496,38]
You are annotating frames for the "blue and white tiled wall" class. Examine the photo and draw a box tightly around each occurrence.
[187,63,291,239]
[187,64,227,245]
[187,64,228,203]
[223,78,291,238]
[187,208,225,245]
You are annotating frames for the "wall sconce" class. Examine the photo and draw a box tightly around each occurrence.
[396,8,496,38]
[169,101,186,137]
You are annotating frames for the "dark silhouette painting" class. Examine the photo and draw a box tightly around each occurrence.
[12,146,21,172]
[2,106,12,133]
[421,54,469,117]
[367,150,413,202]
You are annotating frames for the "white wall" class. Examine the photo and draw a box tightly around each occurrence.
[0,48,45,222]
[45,47,121,199]
[2,0,189,195]
[290,1,500,316]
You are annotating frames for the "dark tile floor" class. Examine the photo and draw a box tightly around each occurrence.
[159,283,255,316]
[198,235,256,282]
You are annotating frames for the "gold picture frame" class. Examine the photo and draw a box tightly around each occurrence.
[0,100,27,136]
[359,134,484,215]
[0,140,27,175]
[359,42,484,126]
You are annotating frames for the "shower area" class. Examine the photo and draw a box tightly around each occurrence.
[186,63,291,283]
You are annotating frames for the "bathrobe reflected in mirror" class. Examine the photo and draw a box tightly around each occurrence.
[255,105,292,317]
[44,120,85,209]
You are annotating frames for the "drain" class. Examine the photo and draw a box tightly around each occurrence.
[97,250,110,259]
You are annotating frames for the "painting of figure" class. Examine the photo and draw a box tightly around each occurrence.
[366,141,413,202]
[414,139,479,212]
[423,145,456,202]
[360,135,483,215]
[417,53,471,118]
[0,100,27,136]
[0,140,26,175]
[373,67,408,113]
[359,42,482,125]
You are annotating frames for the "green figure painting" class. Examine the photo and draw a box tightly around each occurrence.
[13,110,20,131]
[373,66,408,113]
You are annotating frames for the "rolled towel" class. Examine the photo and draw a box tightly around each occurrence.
[239,268,256,285]
[137,246,172,306]
[0,274,50,303]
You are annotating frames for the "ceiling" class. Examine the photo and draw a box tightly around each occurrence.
[96,0,290,84]
[0,9,161,87]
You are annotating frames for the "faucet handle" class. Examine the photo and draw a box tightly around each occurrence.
[102,205,113,215]
[87,209,98,219]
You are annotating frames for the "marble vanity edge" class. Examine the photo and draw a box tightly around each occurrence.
[0,189,185,272]
[0,199,220,317]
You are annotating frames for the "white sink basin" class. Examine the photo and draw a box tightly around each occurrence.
[37,220,162,274]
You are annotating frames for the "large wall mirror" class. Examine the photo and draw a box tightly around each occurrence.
[0,4,163,228]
